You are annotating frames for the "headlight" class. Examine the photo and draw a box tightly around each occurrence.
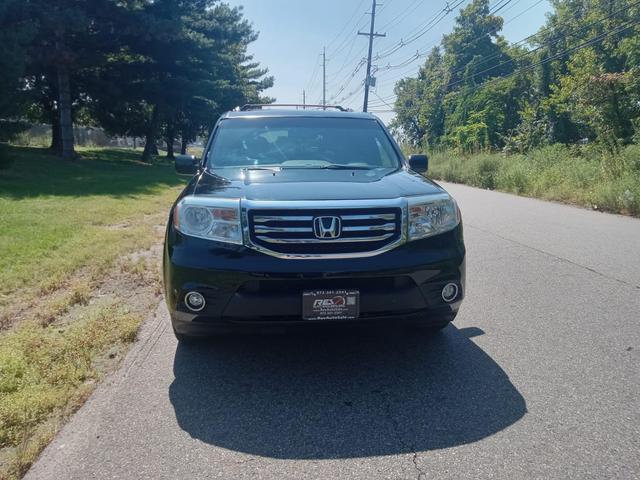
[173,196,242,244]
[408,194,460,241]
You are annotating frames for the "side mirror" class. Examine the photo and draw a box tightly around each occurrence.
[175,154,199,175]
[408,154,428,174]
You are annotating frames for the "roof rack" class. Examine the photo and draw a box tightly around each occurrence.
[237,104,351,112]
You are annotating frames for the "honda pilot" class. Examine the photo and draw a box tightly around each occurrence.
[163,105,465,342]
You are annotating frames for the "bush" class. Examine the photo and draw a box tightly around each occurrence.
[429,152,504,189]
[619,144,640,174]
[451,122,490,154]
[497,158,531,193]
[591,174,640,214]
[473,155,501,189]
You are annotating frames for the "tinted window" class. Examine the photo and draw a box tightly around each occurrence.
[206,117,400,169]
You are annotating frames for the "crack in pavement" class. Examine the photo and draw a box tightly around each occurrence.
[466,223,640,290]
[379,391,427,480]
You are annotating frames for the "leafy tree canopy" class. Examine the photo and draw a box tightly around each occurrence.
[0,0,273,160]
[393,0,640,154]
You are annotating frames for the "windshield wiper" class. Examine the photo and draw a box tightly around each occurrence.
[321,164,372,170]
[242,164,373,171]
[279,164,372,170]
[242,165,282,171]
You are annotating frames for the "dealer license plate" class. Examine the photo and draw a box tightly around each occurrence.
[302,289,360,320]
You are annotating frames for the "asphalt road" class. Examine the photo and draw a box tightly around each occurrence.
[26,183,640,480]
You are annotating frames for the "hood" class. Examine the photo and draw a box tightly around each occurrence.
[191,167,444,201]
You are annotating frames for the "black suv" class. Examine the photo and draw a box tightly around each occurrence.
[163,105,465,342]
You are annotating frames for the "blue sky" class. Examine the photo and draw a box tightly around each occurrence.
[226,0,551,123]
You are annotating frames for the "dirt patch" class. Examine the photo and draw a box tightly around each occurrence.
[0,215,167,333]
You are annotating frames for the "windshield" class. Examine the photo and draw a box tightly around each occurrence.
[205,117,401,170]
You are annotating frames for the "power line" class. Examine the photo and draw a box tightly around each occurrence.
[324,16,371,92]
[365,0,545,106]
[454,17,640,93]
[374,0,466,61]
[369,91,397,104]
[374,0,544,79]
[379,17,640,111]
[337,81,366,106]
[304,54,322,92]
[325,0,369,57]
[494,0,546,27]
[378,0,426,31]
[444,0,640,83]
[328,58,367,103]
[372,91,395,109]
[372,0,619,91]
[494,0,527,15]
[326,17,369,65]
[445,4,640,90]
[304,54,326,104]
[374,0,446,54]
[420,20,640,105]
[327,43,368,87]
[489,0,515,14]
[326,0,492,109]
[376,0,395,13]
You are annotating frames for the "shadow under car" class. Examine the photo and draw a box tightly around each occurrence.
[169,324,526,459]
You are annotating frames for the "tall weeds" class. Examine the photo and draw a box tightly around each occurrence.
[426,144,640,215]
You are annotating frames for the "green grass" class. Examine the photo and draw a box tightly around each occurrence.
[0,146,185,478]
[0,147,183,316]
[426,144,640,215]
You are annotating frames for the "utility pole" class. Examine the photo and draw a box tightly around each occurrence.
[322,47,327,109]
[358,0,385,112]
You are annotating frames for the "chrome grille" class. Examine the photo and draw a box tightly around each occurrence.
[245,202,405,258]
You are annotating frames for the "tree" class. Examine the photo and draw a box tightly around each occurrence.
[168,3,274,157]
[393,0,640,151]
[18,0,130,158]
[0,0,34,139]
[394,0,520,149]
[88,0,273,162]
[442,0,513,88]
[392,48,446,148]
[533,0,640,145]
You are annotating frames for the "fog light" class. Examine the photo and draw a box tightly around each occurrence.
[441,283,459,303]
[184,291,206,312]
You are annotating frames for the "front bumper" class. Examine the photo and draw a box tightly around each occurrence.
[164,225,465,335]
